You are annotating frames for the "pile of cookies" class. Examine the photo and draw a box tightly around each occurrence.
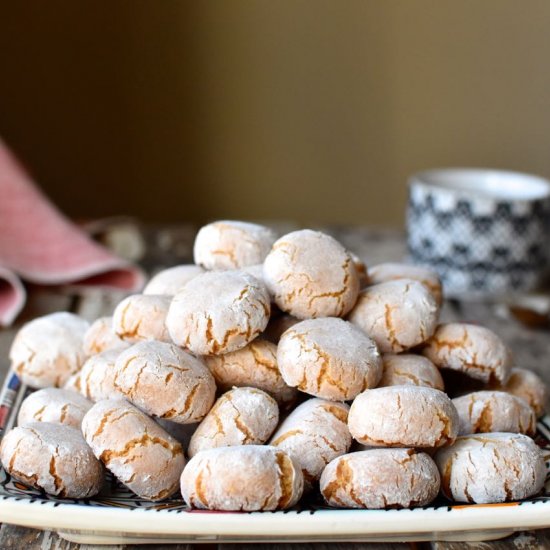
[1,220,548,511]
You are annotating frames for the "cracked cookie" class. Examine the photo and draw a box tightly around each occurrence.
[263,229,360,319]
[320,448,440,509]
[112,294,172,343]
[180,445,303,511]
[83,316,129,356]
[348,386,459,448]
[17,388,93,428]
[143,264,205,295]
[194,220,276,270]
[188,387,279,457]
[379,354,444,390]
[82,399,185,501]
[452,391,536,436]
[204,339,298,408]
[435,432,546,504]
[166,270,271,355]
[270,398,352,491]
[367,262,443,305]
[113,341,215,424]
[421,323,512,384]
[277,317,382,401]
[10,312,90,388]
[348,279,439,353]
[0,422,103,498]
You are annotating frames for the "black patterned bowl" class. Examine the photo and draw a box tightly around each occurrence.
[407,169,550,298]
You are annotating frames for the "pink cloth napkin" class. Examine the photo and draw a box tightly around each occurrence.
[0,139,145,325]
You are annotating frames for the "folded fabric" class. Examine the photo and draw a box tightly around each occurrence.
[0,138,145,326]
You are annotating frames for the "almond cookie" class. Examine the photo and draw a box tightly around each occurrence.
[422,323,512,384]
[348,279,438,353]
[194,220,276,270]
[0,422,103,498]
[17,388,93,428]
[320,449,440,509]
[379,354,444,390]
[10,312,89,388]
[113,341,215,424]
[270,398,351,489]
[166,271,270,355]
[367,263,443,305]
[188,387,279,457]
[204,339,298,408]
[492,367,547,418]
[180,445,303,511]
[82,399,185,501]
[143,264,205,295]
[277,317,382,401]
[435,433,546,504]
[112,294,172,343]
[348,386,458,448]
[83,316,129,356]
[69,349,121,402]
[452,391,536,436]
[263,229,360,319]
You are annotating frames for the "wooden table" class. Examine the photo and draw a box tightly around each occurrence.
[0,223,549,550]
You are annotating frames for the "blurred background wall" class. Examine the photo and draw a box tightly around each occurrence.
[1,1,550,226]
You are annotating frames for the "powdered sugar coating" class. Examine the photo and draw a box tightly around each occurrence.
[435,433,546,504]
[166,271,270,355]
[367,262,443,305]
[83,316,129,356]
[320,449,440,509]
[194,221,277,270]
[0,422,103,498]
[380,354,444,390]
[204,339,298,408]
[348,386,459,448]
[277,318,382,401]
[17,388,93,428]
[112,294,172,343]
[188,387,279,457]
[270,398,351,490]
[71,349,121,402]
[348,279,439,353]
[143,264,205,296]
[82,399,185,501]
[452,391,536,436]
[113,341,215,424]
[10,312,89,388]
[263,230,360,319]
[492,368,547,418]
[180,445,303,511]
[422,323,512,384]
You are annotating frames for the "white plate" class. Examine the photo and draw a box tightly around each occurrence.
[0,371,549,545]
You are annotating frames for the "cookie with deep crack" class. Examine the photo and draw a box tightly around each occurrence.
[180,445,303,511]
[270,398,352,491]
[0,422,103,498]
[379,354,444,390]
[277,317,382,401]
[82,399,185,501]
[263,229,360,319]
[188,387,279,457]
[348,386,458,448]
[194,220,276,270]
[166,270,271,355]
[320,449,440,509]
[421,323,512,384]
[83,316,129,356]
[113,341,215,424]
[348,279,439,353]
[435,433,545,504]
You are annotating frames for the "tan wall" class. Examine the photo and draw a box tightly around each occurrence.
[2,1,550,226]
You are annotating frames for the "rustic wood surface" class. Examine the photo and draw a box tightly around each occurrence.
[1,223,549,549]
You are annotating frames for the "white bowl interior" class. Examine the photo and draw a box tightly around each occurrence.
[414,169,550,200]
